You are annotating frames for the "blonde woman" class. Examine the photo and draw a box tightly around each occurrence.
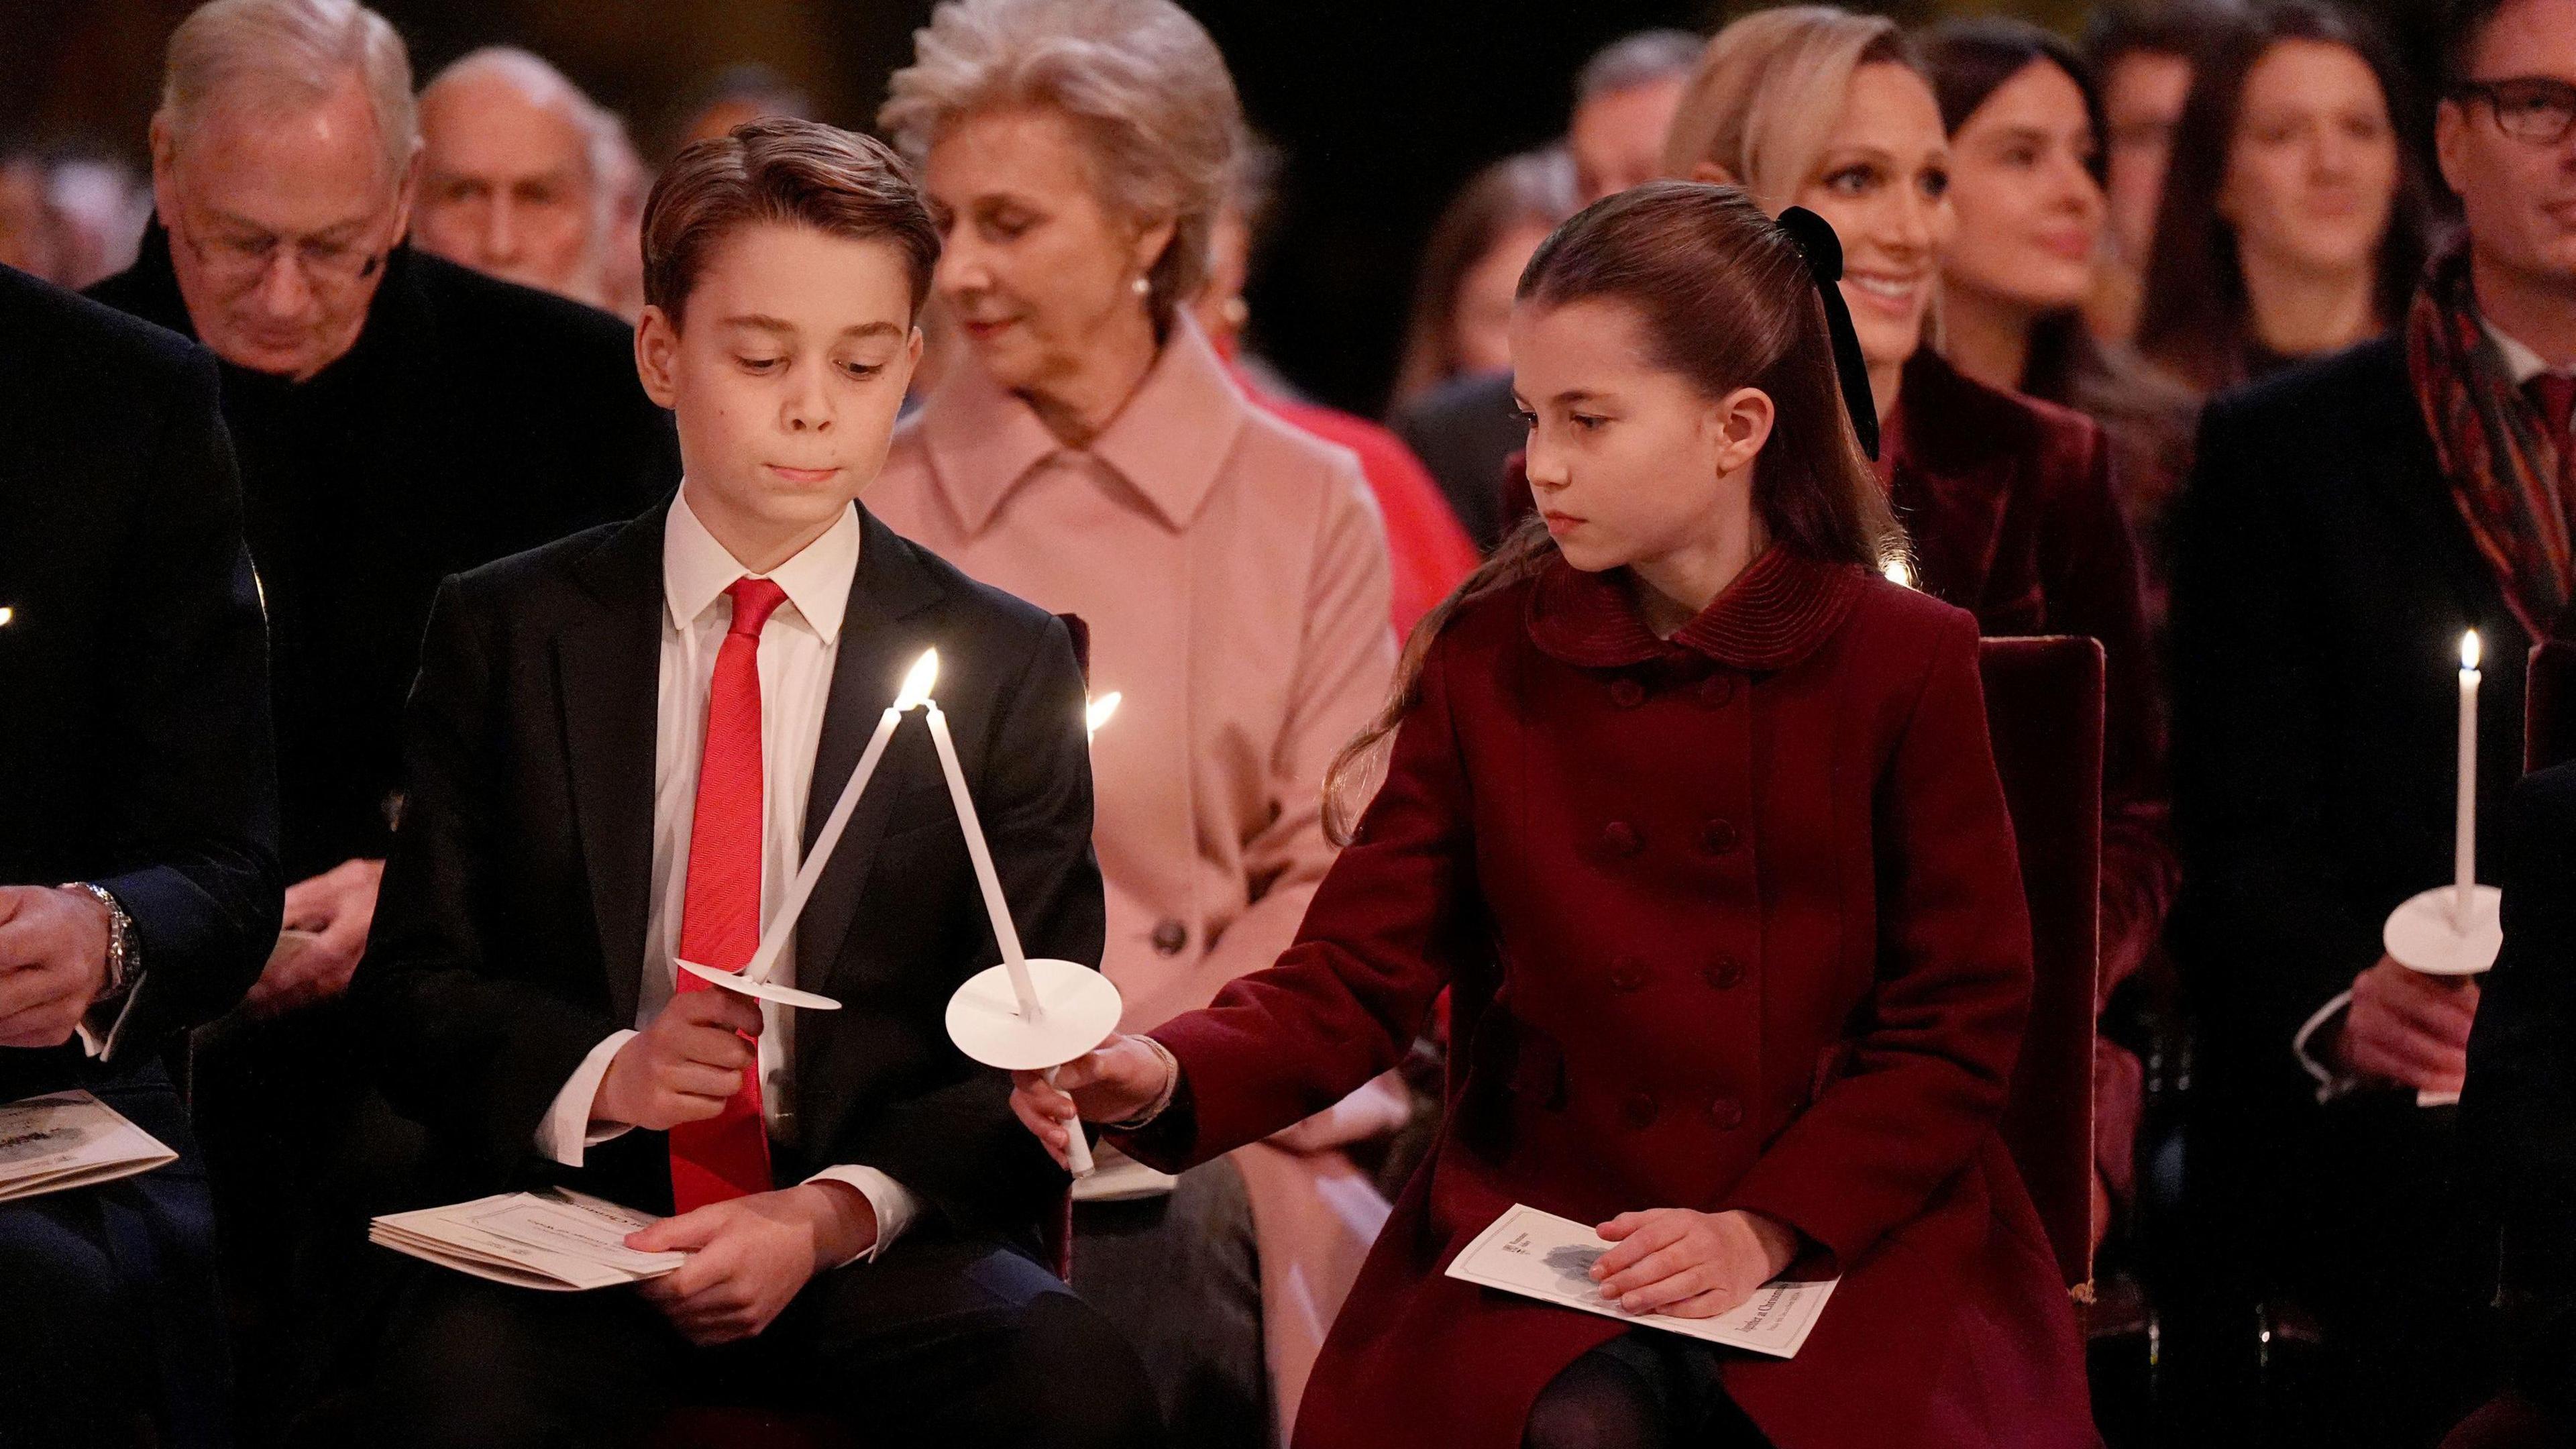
[871,2,1402,1444]
[1664,5,2174,1252]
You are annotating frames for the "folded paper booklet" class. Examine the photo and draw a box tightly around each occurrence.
[0,1089,179,1203]
[1445,1203,1838,1358]
[370,1189,686,1291]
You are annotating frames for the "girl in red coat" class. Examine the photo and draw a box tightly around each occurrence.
[1013,181,2097,1449]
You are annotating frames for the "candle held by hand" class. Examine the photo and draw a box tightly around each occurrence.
[2457,630,2481,930]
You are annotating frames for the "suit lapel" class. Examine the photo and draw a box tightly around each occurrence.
[556,507,669,1028]
[794,506,947,996]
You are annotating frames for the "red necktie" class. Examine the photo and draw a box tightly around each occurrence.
[668,576,790,1212]
[2530,374,2576,479]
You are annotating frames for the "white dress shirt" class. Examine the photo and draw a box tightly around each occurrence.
[2291,319,2571,1101]
[533,491,917,1263]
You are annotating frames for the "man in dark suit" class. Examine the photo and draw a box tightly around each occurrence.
[344,121,1159,1447]
[83,4,678,1405]
[0,262,281,1446]
[2462,761,2576,1442]
[2168,0,2576,1438]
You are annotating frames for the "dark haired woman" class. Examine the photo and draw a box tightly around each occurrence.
[2136,0,2430,394]
[1014,182,2098,1449]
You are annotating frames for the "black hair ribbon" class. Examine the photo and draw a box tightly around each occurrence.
[1774,205,1880,462]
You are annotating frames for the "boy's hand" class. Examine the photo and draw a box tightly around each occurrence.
[594,989,763,1131]
[626,1182,875,1345]
[1591,1208,1801,1319]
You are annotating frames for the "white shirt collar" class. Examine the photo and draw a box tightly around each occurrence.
[661,486,862,644]
[2485,319,2566,387]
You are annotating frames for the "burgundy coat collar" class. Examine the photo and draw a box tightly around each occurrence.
[1525,545,1868,672]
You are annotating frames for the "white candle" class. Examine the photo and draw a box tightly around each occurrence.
[922,699,1042,1019]
[2457,630,2481,929]
[738,650,939,985]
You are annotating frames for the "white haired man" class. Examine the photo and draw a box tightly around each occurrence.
[83,0,677,1430]
[416,46,621,307]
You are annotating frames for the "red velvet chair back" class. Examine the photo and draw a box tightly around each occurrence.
[1978,636,2104,1292]
[2526,640,2576,773]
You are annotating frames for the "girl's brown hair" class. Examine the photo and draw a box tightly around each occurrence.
[1324,180,1906,840]
[2135,0,2430,393]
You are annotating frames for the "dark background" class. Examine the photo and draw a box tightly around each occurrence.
[0,0,2449,412]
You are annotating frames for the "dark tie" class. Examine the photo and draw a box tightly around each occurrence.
[2530,374,2576,470]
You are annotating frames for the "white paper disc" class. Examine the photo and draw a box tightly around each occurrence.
[946,958,1124,1071]
[2382,885,2503,977]
[677,959,843,1010]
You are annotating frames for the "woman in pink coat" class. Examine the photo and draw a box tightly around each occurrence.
[871,2,1402,1444]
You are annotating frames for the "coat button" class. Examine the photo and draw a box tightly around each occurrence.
[1709,1097,1746,1130]
[1701,675,1735,706]
[1699,818,1740,855]
[1609,956,1647,993]
[1151,919,1189,955]
[1623,1093,1659,1129]
[1702,957,1745,990]
[1602,821,1642,857]
[1609,678,1646,708]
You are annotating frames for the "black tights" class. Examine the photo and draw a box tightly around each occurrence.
[1521,1333,1772,1449]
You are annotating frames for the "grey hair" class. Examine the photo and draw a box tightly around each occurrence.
[1575,28,1707,105]
[879,0,1242,327]
[158,0,418,182]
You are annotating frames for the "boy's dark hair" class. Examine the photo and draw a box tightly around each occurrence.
[2083,0,2242,72]
[641,117,939,323]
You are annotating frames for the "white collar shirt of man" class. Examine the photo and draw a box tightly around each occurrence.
[530,492,916,1265]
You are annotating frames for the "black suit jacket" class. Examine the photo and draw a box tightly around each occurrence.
[1389,370,1519,551]
[89,228,678,879]
[2169,336,2526,1110]
[2465,761,2576,1413]
[0,264,281,1101]
[353,502,1101,1243]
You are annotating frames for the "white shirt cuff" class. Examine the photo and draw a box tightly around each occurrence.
[2292,990,2363,1103]
[75,972,145,1062]
[801,1165,918,1266]
[535,1030,639,1166]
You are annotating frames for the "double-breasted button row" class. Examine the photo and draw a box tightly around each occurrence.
[1599,820,1742,859]
[1619,1093,1744,1130]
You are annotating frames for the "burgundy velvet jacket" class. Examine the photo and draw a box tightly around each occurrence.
[1120,547,2096,1449]
[1884,350,2178,1218]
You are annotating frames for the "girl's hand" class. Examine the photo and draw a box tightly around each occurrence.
[1009,1034,1173,1169]
[1590,1208,1802,1319]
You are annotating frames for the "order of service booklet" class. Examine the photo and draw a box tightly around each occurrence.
[1444,1203,1838,1358]
[0,1089,180,1203]
[370,1188,686,1291]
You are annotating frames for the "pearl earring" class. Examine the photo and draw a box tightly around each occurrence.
[1132,275,1150,298]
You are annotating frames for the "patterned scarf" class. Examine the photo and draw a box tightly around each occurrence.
[2407,239,2576,639]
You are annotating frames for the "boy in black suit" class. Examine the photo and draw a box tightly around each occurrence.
[347,120,1161,1447]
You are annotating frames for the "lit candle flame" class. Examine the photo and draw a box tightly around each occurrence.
[0,606,13,627]
[2462,630,2482,673]
[1882,558,1912,590]
[894,649,939,711]
[1086,692,1122,738]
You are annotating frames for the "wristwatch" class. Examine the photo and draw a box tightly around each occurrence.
[58,881,138,1006]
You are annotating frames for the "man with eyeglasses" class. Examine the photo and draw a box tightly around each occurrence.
[2169,0,2576,1442]
[80,0,676,1431]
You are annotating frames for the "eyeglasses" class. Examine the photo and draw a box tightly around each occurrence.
[172,212,389,294]
[2451,76,2576,146]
